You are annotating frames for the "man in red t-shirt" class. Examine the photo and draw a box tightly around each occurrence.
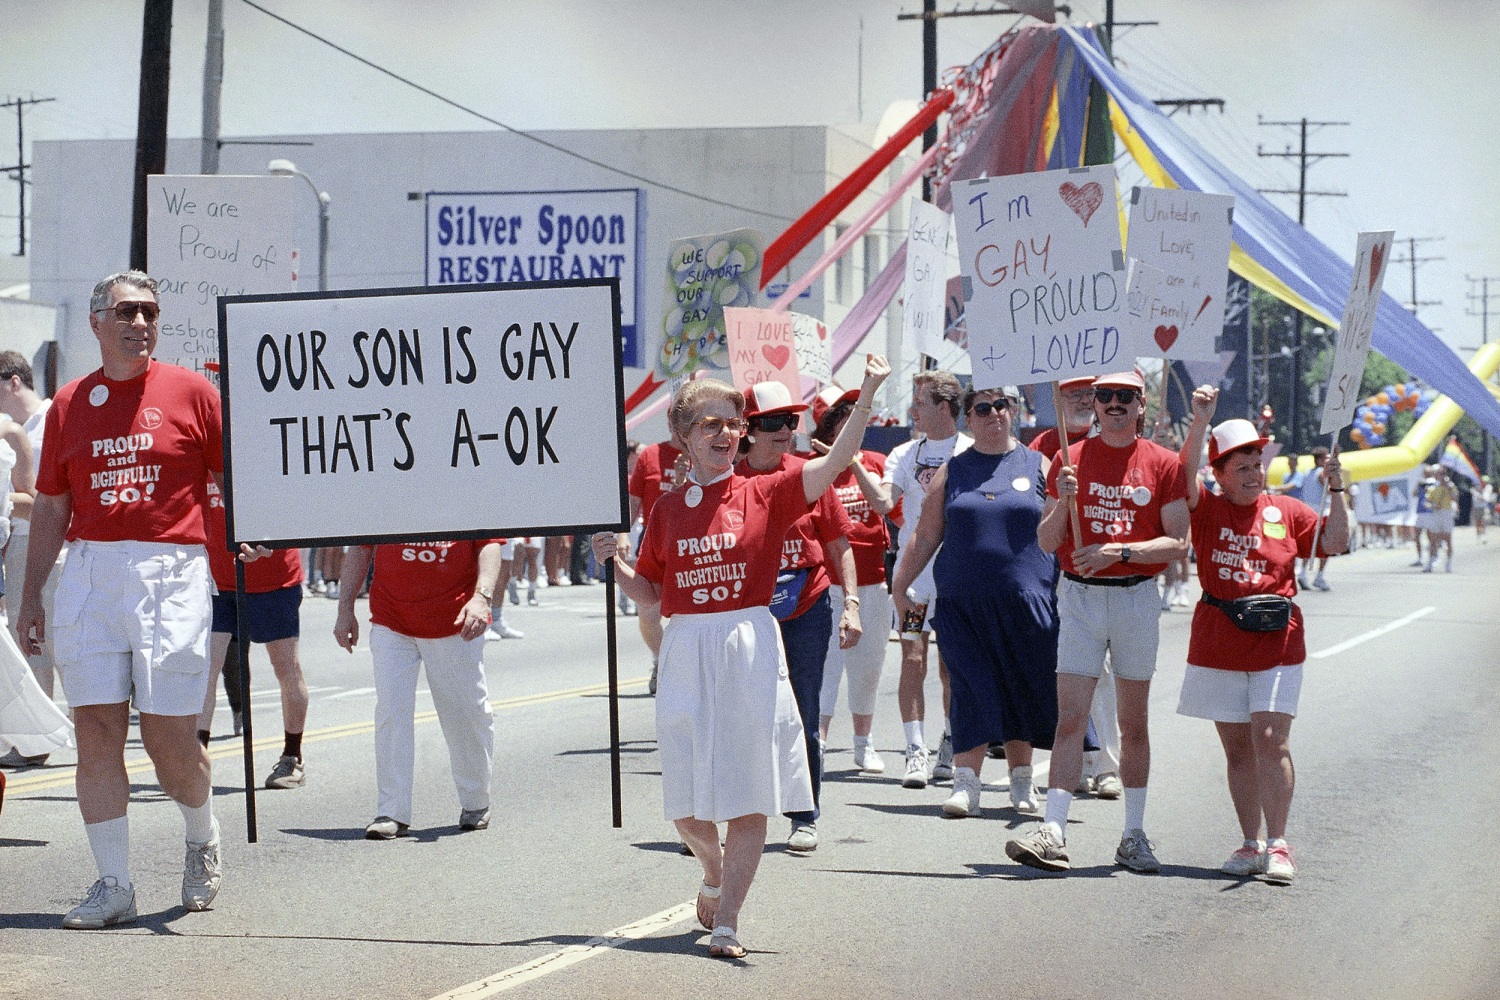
[1007,369,1191,875]
[196,479,310,790]
[333,538,502,839]
[14,271,230,928]
[625,434,688,693]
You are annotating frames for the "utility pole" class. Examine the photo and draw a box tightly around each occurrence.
[1256,115,1348,449]
[1,95,57,256]
[1465,274,1499,476]
[201,0,224,175]
[1154,98,1224,116]
[130,0,174,272]
[1390,236,1445,320]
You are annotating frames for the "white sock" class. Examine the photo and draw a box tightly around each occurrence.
[1043,788,1072,839]
[942,718,952,738]
[903,721,925,750]
[1123,785,1148,832]
[1267,836,1288,849]
[1243,837,1264,851]
[179,799,218,845]
[85,816,131,886]
[853,733,873,748]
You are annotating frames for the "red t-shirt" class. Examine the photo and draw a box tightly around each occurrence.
[634,468,813,618]
[203,480,303,593]
[627,441,684,529]
[737,454,854,619]
[821,450,889,586]
[1045,436,1188,578]
[1188,488,1324,671]
[1029,425,1090,459]
[37,362,223,545]
[369,539,498,639]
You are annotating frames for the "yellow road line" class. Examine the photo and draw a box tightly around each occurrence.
[7,675,648,796]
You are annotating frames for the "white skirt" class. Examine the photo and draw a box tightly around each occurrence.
[0,622,74,756]
[657,605,814,822]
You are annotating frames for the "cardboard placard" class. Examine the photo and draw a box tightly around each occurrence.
[1320,231,1396,434]
[903,198,952,361]
[1352,473,1417,525]
[724,306,800,399]
[147,175,297,378]
[658,228,766,379]
[790,312,831,389]
[952,164,1131,388]
[217,280,627,547]
[1123,187,1234,359]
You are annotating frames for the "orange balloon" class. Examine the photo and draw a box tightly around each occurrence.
[1376,391,1390,405]
[1372,422,1386,434]
[1392,383,1407,397]
[1350,426,1366,441]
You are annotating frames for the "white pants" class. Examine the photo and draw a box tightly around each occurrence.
[370,624,494,824]
[819,583,893,719]
[1084,652,1121,777]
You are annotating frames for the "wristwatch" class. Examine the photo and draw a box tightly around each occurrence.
[1119,546,1132,564]
[477,586,494,600]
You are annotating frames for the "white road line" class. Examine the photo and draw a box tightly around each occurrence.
[322,686,378,700]
[1311,606,1436,659]
[429,902,696,999]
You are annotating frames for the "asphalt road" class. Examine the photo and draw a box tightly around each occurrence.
[3,536,1499,1000]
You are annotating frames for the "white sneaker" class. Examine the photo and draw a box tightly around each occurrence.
[507,579,520,605]
[942,767,981,817]
[1008,765,1038,813]
[932,733,955,782]
[1423,561,1434,573]
[182,837,223,911]
[1313,574,1331,592]
[1445,557,1453,573]
[1297,574,1311,590]
[1173,583,1191,607]
[902,746,930,789]
[63,877,137,929]
[485,621,524,640]
[1160,587,1173,611]
[787,821,818,852]
[853,741,885,774]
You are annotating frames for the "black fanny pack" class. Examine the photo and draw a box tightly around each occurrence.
[1199,592,1294,633]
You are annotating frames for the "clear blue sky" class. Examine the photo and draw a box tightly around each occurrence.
[4,0,1497,354]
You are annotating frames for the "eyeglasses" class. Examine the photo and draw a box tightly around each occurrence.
[751,413,799,432]
[971,399,1015,416]
[691,416,748,437]
[1094,388,1140,405]
[96,301,160,323]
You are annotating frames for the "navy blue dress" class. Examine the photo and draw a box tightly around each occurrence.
[932,445,1061,753]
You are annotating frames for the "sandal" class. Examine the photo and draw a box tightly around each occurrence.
[695,883,721,931]
[708,925,745,959]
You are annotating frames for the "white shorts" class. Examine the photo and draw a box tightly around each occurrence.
[499,539,520,560]
[900,560,938,635]
[1417,510,1455,534]
[54,540,213,716]
[1056,575,1162,682]
[1177,663,1303,723]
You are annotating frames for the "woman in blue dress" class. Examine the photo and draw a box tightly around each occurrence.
[891,384,1060,818]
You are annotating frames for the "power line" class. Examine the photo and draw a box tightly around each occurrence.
[236,0,804,223]
[1390,235,1445,320]
[1464,273,1499,349]
[1,95,57,255]
[1255,115,1348,225]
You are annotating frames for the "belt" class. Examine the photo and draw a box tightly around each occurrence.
[1063,572,1152,588]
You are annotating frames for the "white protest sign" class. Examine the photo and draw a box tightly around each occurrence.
[147,175,297,379]
[723,306,800,399]
[1320,230,1395,434]
[952,164,1131,389]
[1352,473,1417,526]
[425,189,643,366]
[218,281,626,546]
[658,228,765,379]
[903,198,952,360]
[790,312,831,389]
[1123,187,1234,359]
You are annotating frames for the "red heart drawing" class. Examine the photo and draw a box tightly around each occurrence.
[1377,482,1391,499]
[1153,324,1179,352]
[817,324,827,341]
[1369,242,1386,290]
[1059,181,1104,227]
[761,344,790,369]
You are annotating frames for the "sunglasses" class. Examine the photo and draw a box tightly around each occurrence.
[971,399,1015,416]
[1094,388,1140,405]
[751,413,799,432]
[691,416,748,437]
[97,301,160,323]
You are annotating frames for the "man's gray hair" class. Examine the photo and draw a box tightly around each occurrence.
[90,271,159,314]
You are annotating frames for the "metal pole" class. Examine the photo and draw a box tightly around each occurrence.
[604,561,622,828]
[201,0,223,175]
[16,101,23,256]
[130,0,174,271]
[316,193,329,291]
[920,0,936,202]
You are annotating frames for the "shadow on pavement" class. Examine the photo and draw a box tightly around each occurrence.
[554,740,657,757]
[279,825,482,844]
[0,837,50,847]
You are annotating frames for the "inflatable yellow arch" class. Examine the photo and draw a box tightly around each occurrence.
[1269,343,1500,484]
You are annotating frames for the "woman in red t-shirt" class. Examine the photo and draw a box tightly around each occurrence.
[593,355,889,960]
[1179,386,1348,885]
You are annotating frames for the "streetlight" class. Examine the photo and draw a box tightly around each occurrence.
[267,159,330,291]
